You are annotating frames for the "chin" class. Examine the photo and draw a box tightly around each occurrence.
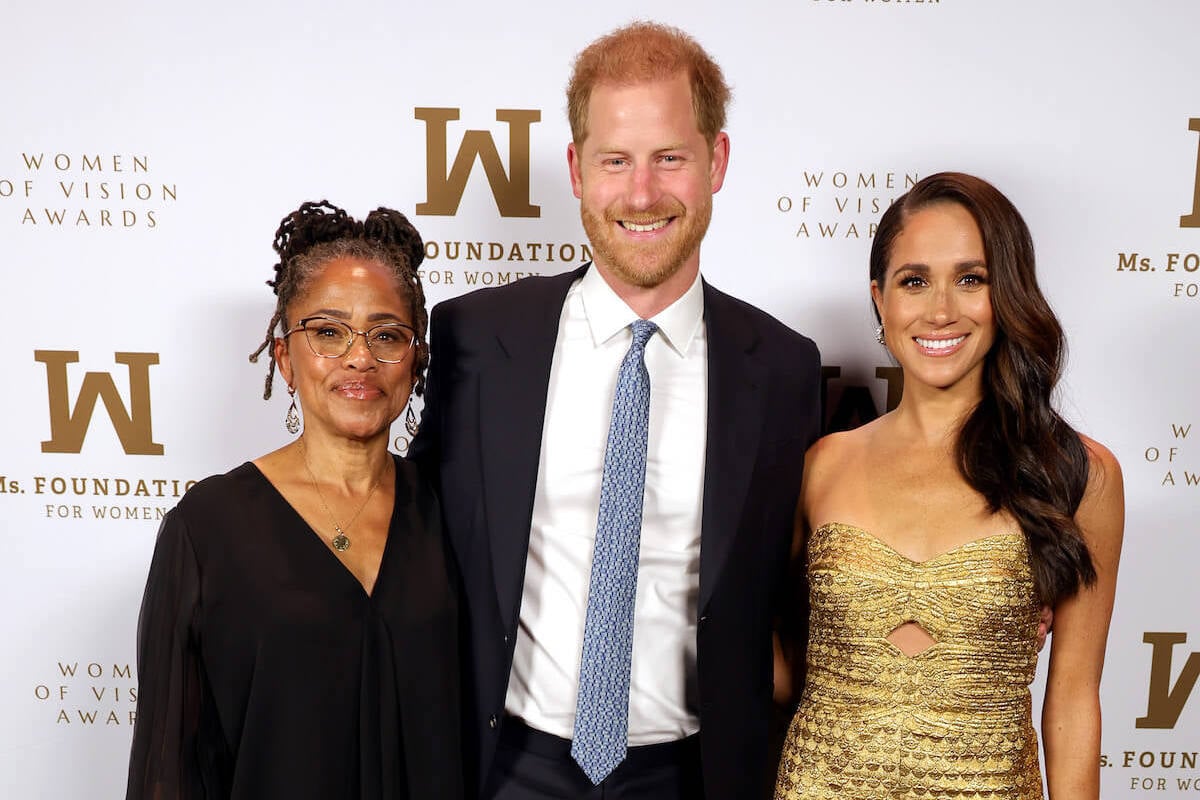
[919,370,984,394]
[618,264,678,288]
[611,250,688,288]
[331,416,396,443]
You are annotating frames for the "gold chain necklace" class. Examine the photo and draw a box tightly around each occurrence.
[299,440,384,553]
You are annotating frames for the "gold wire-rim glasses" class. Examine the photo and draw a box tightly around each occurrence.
[284,316,418,364]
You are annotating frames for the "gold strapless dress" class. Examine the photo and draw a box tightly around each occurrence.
[775,522,1043,800]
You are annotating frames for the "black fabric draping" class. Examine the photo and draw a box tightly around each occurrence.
[126,456,462,800]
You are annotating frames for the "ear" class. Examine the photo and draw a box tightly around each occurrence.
[870,280,884,321]
[708,131,730,194]
[274,336,295,390]
[567,142,584,199]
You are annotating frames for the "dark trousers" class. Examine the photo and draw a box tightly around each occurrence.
[483,718,703,800]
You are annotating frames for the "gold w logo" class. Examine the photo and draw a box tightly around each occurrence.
[1136,632,1200,729]
[36,350,163,455]
[1184,118,1200,228]
[415,108,541,218]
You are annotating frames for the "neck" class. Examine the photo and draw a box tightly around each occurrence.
[593,258,700,320]
[889,379,983,448]
[296,429,391,492]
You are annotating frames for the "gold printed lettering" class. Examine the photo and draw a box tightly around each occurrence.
[415,107,541,218]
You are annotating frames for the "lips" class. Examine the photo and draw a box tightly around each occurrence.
[619,218,671,233]
[333,381,383,400]
[608,199,684,236]
[914,335,966,356]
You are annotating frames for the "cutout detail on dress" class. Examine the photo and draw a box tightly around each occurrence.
[886,620,937,657]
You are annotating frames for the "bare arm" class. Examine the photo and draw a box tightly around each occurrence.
[1042,438,1125,800]
[774,438,835,706]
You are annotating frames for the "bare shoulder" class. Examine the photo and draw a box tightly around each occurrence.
[796,424,876,550]
[802,424,873,495]
[1076,434,1125,550]
[1080,434,1120,472]
[805,428,856,475]
[1080,434,1123,503]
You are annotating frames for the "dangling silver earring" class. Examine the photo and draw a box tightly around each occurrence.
[404,401,420,437]
[285,387,301,434]
[875,324,886,346]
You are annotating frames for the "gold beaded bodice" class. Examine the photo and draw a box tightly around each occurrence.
[775,522,1044,800]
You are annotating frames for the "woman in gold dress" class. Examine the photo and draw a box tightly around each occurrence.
[774,173,1124,800]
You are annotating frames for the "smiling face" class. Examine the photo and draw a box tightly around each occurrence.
[871,201,996,397]
[568,71,729,300]
[275,256,417,443]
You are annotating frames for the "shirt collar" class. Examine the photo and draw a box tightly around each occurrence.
[579,265,705,357]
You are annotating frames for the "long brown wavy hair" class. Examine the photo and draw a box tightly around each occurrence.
[869,172,1095,606]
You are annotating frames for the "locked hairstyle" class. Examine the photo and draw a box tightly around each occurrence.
[869,172,1095,607]
[566,21,731,146]
[248,200,428,399]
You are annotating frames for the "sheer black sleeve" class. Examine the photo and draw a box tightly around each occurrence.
[126,509,206,800]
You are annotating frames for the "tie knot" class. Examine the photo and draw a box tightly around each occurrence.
[629,319,657,350]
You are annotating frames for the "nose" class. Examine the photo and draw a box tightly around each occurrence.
[626,161,660,211]
[343,330,376,368]
[926,284,957,327]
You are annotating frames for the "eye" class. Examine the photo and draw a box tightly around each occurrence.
[371,329,398,344]
[958,272,988,287]
[897,274,927,289]
[310,321,346,339]
[369,325,413,345]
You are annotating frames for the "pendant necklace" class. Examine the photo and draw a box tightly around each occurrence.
[300,440,384,553]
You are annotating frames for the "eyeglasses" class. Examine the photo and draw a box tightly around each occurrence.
[284,316,418,363]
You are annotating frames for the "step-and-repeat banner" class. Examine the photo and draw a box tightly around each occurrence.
[1,1,1196,797]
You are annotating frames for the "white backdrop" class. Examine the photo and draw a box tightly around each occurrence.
[1,1,1197,797]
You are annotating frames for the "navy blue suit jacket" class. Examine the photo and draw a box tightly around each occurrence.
[411,265,821,799]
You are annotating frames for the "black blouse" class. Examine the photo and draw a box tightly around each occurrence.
[126,457,462,799]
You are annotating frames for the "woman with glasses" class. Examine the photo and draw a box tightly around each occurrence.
[126,201,461,799]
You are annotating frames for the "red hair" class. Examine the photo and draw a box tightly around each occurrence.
[566,21,731,145]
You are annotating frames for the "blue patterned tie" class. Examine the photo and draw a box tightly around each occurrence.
[571,319,658,784]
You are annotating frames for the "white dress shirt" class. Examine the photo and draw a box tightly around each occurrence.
[503,265,708,744]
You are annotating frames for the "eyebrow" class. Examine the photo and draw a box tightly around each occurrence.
[892,260,988,274]
[591,147,627,159]
[592,142,691,157]
[307,309,409,323]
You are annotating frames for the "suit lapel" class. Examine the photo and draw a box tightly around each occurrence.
[699,283,767,613]
[480,266,588,633]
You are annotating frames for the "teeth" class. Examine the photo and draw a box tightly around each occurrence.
[915,336,965,350]
[622,219,669,232]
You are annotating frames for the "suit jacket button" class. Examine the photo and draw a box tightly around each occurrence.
[489,715,498,729]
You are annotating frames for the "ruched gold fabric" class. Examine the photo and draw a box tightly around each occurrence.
[775,522,1043,800]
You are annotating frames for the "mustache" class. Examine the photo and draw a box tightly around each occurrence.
[605,199,686,224]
